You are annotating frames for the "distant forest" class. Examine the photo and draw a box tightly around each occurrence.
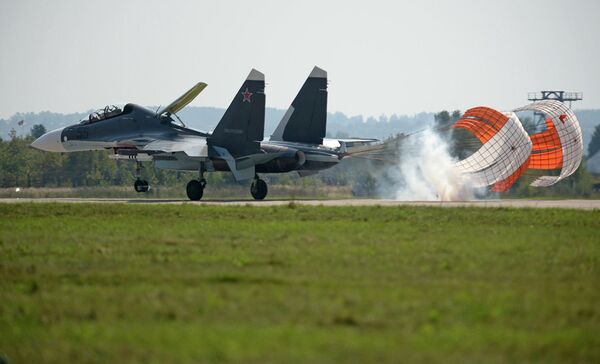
[1,108,599,198]
[2,107,600,151]
[0,106,435,141]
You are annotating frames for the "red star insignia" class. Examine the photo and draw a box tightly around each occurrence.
[241,88,253,103]
[559,114,567,124]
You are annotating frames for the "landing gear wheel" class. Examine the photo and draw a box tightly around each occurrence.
[134,179,149,193]
[186,180,204,201]
[250,178,268,200]
[133,162,149,193]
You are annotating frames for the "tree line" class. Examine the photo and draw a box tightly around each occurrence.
[0,118,598,197]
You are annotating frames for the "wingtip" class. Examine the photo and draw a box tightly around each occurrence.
[309,66,327,79]
[247,68,265,81]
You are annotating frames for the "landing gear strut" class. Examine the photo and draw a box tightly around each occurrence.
[187,163,206,201]
[134,162,150,193]
[250,175,268,200]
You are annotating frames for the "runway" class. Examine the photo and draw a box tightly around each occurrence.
[1,198,600,210]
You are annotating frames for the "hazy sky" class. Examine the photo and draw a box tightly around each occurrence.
[1,0,599,119]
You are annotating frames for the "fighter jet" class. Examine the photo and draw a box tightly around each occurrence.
[32,67,380,200]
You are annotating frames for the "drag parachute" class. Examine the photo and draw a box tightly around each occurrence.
[453,107,532,188]
[512,100,583,187]
[452,100,583,192]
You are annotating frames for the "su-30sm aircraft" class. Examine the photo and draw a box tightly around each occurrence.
[32,67,380,200]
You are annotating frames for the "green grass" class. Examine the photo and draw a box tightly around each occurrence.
[1,203,599,363]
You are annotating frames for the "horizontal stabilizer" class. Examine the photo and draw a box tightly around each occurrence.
[212,146,256,180]
[235,153,284,170]
[322,138,382,155]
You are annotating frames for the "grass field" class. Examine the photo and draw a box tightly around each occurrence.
[1,203,599,363]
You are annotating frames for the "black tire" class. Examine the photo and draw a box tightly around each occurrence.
[134,179,145,193]
[186,180,204,201]
[250,179,268,200]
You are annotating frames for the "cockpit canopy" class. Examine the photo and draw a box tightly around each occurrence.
[80,104,125,125]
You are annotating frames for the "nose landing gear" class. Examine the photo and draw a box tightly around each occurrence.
[133,162,150,193]
[134,179,150,193]
[250,175,268,200]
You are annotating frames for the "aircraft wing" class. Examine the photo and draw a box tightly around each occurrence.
[142,135,208,157]
[157,82,207,116]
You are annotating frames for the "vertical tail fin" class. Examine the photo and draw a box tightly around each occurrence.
[271,66,327,145]
[210,69,265,157]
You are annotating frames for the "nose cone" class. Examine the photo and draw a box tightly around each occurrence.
[31,127,66,152]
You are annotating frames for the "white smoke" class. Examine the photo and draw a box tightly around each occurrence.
[380,128,476,201]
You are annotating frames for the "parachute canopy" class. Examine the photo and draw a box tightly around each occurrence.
[453,100,583,191]
[453,107,532,188]
[513,100,583,187]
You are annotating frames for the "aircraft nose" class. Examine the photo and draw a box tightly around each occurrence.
[31,127,66,152]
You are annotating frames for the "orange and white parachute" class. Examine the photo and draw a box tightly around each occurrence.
[511,100,583,188]
[453,107,532,188]
[453,100,583,191]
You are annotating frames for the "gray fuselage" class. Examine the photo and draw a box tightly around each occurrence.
[33,103,341,177]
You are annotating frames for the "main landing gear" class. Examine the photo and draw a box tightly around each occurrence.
[134,162,150,193]
[186,179,206,201]
[184,165,269,201]
[186,164,206,201]
[250,175,268,200]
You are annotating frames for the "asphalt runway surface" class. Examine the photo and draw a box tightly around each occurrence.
[1,198,600,210]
